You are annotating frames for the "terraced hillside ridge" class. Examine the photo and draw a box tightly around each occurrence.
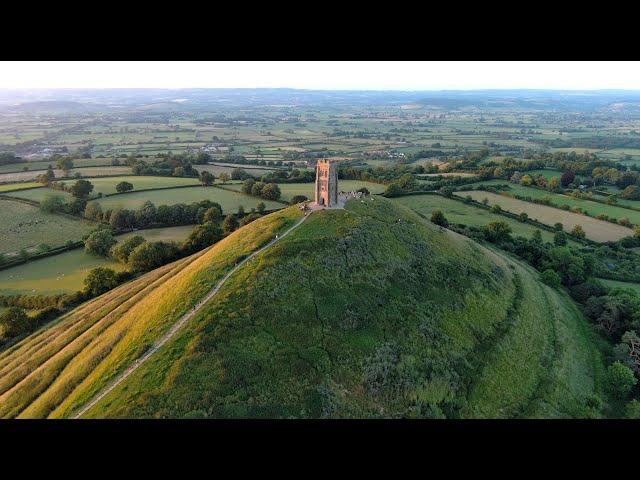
[0,199,603,418]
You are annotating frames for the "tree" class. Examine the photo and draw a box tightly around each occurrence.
[37,165,56,184]
[548,176,560,191]
[626,399,640,419]
[110,235,145,263]
[219,172,230,183]
[84,267,119,296]
[135,200,157,227]
[69,179,94,198]
[256,202,266,213]
[540,269,561,288]
[531,229,543,243]
[40,193,66,213]
[128,241,180,272]
[560,170,575,187]
[231,168,249,180]
[430,210,448,227]
[84,202,103,221]
[56,157,74,174]
[490,204,502,213]
[202,205,223,223]
[237,205,245,217]
[241,178,256,194]
[109,208,134,230]
[605,361,637,400]
[199,171,215,186]
[183,222,222,253]
[84,229,116,256]
[571,224,586,239]
[0,307,34,339]
[289,195,308,205]
[116,181,134,193]
[483,221,512,243]
[222,214,239,235]
[553,231,567,246]
[546,247,587,286]
[620,185,640,200]
[384,183,404,198]
[251,181,266,197]
[261,183,281,201]
[518,212,528,222]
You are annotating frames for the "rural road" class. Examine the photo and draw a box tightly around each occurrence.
[72,211,311,418]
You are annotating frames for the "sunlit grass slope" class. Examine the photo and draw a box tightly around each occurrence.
[0,207,303,418]
[64,197,602,419]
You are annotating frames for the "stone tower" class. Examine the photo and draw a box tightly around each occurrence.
[315,159,338,207]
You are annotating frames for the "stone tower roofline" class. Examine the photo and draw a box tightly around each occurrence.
[314,158,338,207]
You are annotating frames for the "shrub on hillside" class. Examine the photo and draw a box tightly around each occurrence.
[128,241,180,273]
[0,307,34,340]
[290,195,308,205]
[540,269,561,288]
[84,267,119,297]
[222,214,239,235]
[605,361,637,400]
[183,222,223,253]
[430,210,448,227]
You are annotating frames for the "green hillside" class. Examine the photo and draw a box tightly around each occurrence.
[0,198,603,418]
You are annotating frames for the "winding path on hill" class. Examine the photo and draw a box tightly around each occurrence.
[72,211,312,419]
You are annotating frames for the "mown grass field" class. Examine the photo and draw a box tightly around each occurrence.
[0,166,132,184]
[0,198,95,254]
[466,179,640,224]
[0,182,42,193]
[89,186,284,212]
[392,194,563,244]
[456,191,633,242]
[225,180,386,202]
[60,175,201,196]
[0,226,194,295]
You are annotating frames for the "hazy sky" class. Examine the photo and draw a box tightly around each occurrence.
[1,61,639,90]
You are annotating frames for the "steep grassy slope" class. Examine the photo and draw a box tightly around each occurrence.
[0,207,303,418]
[0,198,603,418]
[62,198,600,419]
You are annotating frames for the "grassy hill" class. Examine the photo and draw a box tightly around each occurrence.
[0,198,604,418]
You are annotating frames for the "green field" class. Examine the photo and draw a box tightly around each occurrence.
[226,180,386,202]
[8,187,74,202]
[89,185,283,212]
[527,169,563,180]
[466,180,640,224]
[392,194,565,244]
[597,278,640,294]
[0,198,95,254]
[457,190,633,242]
[0,183,43,193]
[60,175,201,196]
[0,166,132,184]
[0,226,194,295]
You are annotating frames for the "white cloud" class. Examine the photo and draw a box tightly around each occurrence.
[0,61,639,90]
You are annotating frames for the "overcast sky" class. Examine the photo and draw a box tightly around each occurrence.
[1,61,639,91]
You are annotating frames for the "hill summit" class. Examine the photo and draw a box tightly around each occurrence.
[0,198,602,418]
